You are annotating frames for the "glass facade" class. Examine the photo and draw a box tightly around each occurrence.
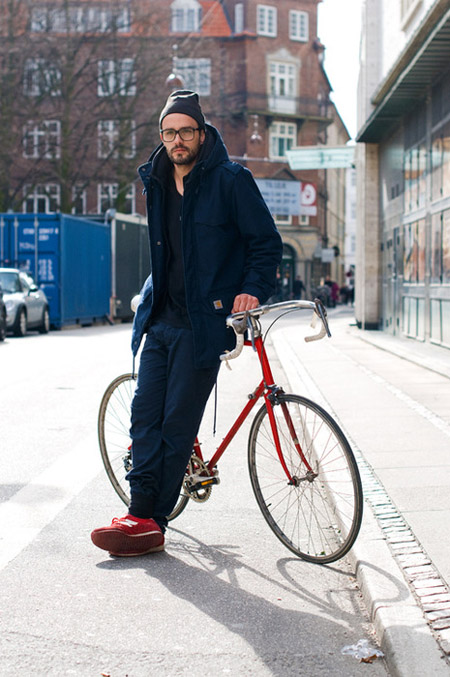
[380,68,450,348]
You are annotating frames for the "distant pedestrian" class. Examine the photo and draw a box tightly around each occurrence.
[293,275,305,299]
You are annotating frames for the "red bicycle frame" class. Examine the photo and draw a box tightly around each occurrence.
[195,333,314,482]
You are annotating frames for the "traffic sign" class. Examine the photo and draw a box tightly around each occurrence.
[286,145,355,170]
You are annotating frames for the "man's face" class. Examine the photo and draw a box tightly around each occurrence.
[160,113,205,168]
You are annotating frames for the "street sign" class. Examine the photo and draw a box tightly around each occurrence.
[286,145,355,170]
[255,178,317,216]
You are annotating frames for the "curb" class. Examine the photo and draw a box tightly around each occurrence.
[271,328,450,677]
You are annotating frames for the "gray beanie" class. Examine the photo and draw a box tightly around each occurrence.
[159,90,205,130]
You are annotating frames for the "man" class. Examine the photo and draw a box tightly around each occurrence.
[91,90,282,557]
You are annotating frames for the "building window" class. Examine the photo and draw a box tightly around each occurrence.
[289,10,308,42]
[235,3,244,33]
[23,184,60,213]
[269,122,296,160]
[173,58,211,95]
[97,120,136,159]
[71,186,87,214]
[23,120,61,159]
[98,183,136,213]
[257,4,277,37]
[268,62,297,113]
[171,0,202,33]
[23,59,61,97]
[98,59,136,97]
[274,215,292,225]
[30,5,130,33]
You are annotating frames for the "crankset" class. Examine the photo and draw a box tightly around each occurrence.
[183,454,220,503]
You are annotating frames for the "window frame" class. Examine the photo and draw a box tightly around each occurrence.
[269,122,297,161]
[98,182,136,213]
[289,10,309,42]
[97,119,136,159]
[170,0,202,33]
[23,120,61,159]
[97,58,136,97]
[257,4,277,37]
[23,58,62,97]
[30,5,131,33]
[173,57,211,96]
[23,183,60,213]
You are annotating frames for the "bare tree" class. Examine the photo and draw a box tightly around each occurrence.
[0,0,174,213]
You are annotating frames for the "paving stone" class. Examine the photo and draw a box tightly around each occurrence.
[425,609,450,621]
[415,587,448,599]
[419,593,450,605]
[398,554,431,566]
[413,578,445,589]
[432,620,450,631]
[404,564,435,576]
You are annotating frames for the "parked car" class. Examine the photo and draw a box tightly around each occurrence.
[0,268,50,336]
[0,287,6,341]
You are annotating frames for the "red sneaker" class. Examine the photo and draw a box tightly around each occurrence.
[91,515,164,556]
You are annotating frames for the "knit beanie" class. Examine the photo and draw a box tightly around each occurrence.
[159,90,205,130]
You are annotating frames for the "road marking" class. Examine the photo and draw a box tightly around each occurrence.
[0,435,102,571]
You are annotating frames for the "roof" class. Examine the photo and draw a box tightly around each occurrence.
[357,4,450,143]
[199,1,232,37]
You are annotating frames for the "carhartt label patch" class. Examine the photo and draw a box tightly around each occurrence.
[213,299,223,310]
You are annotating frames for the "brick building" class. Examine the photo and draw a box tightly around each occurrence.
[0,0,347,295]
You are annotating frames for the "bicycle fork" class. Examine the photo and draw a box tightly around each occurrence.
[255,336,316,485]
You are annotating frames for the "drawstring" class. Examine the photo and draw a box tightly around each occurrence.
[213,379,218,437]
[132,355,136,380]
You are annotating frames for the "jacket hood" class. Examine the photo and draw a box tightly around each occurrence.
[138,123,229,187]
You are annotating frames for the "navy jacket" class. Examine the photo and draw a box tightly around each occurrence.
[132,124,282,368]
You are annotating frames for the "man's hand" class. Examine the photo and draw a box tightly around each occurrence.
[232,293,259,313]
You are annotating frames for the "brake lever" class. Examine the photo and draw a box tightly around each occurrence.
[304,298,332,342]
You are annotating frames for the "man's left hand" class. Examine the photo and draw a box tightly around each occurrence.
[232,293,259,313]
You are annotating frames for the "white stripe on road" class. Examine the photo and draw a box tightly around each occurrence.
[0,435,102,571]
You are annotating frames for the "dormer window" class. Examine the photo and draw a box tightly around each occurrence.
[171,0,202,33]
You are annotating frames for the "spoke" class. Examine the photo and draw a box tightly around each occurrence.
[249,395,362,562]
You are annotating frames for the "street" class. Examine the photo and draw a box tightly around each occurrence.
[0,321,388,676]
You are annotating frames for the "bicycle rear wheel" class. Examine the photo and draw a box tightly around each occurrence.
[98,373,190,521]
[248,394,363,564]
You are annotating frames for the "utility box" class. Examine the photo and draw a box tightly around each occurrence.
[0,213,110,327]
[111,213,150,321]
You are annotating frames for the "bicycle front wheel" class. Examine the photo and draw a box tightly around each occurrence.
[97,373,190,521]
[248,394,363,564]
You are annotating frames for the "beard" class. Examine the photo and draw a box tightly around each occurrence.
[167,142,201,166]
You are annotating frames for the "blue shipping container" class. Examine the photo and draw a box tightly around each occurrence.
[0,213,111,327]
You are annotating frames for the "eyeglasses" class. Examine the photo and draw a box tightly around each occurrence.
[160,127,200,142]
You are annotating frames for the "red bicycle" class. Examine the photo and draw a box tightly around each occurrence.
[98,300,363,564]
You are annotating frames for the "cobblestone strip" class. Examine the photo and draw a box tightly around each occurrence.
[355,450,450,657]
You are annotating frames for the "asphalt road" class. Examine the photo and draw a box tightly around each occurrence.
[0,321,389,676]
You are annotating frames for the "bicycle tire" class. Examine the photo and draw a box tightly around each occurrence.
[248,393,363,564]
[98,373,190,521]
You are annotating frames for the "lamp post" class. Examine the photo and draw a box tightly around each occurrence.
[164,45,186,91]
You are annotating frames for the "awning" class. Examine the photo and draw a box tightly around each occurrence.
[357,4,450,143]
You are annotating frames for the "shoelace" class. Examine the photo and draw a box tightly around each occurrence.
[112,517,138,527]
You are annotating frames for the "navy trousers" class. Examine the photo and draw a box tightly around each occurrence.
[127,322,220,530]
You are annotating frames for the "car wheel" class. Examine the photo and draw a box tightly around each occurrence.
[38,307,50,334]
[0,313,6,342]
[13,307,27,337]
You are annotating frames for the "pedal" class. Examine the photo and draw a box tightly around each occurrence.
[186,475,220,494]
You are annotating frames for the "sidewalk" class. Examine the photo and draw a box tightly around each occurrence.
[271,307,450,677]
